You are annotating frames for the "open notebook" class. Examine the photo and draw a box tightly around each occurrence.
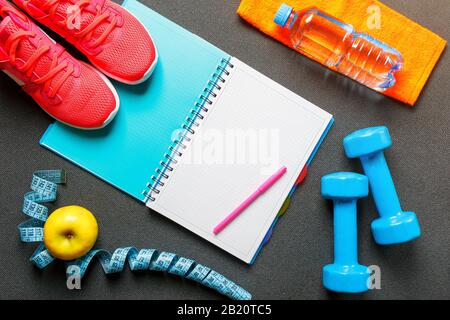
[40,0,333,263]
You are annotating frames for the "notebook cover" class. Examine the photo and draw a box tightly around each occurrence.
[40,0,229,201]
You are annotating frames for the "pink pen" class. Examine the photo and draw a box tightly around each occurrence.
[213,166,287,235]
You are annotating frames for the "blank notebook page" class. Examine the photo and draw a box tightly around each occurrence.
[149,57,332,263]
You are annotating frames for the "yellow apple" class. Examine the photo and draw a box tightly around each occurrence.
[44,205,98,261]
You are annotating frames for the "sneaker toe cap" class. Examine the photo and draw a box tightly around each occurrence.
[92,5,158,84]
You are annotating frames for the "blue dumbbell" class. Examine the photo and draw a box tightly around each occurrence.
[322,172,370,293]
[344,126,421,245]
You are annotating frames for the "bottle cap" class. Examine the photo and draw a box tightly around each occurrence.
[274,3,293,27]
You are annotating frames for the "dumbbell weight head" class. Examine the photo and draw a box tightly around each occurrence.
[371,211,421,245]
[322,172,368,200]
[323,263,370,293]
[343,126,392,159]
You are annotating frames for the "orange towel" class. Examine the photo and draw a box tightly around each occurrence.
[237,0,446,106]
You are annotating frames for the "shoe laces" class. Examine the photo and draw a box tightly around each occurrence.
[1,6,74,98]
[37,0,118,48]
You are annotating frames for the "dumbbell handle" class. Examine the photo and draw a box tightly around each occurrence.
[334,200,358,265]
[360,152,402,218]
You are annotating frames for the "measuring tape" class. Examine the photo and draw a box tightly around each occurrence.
[18,170,251,300]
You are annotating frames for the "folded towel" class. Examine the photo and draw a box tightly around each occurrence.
[237,0,446,106]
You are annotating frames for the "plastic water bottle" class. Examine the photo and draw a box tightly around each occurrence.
[274,4,403,91]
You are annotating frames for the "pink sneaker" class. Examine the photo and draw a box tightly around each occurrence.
[0,0,119,129]
[15,0,158,84]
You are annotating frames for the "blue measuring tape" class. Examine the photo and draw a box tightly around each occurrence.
[18,170,252,300]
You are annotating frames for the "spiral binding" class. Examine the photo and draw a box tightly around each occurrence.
[143,58,235,202]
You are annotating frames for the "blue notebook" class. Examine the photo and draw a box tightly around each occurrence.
[40,0,333,263]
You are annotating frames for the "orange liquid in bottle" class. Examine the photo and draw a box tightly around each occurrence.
[278,6,403,91]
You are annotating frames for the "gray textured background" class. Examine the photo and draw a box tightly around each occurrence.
[0,0,449,300]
